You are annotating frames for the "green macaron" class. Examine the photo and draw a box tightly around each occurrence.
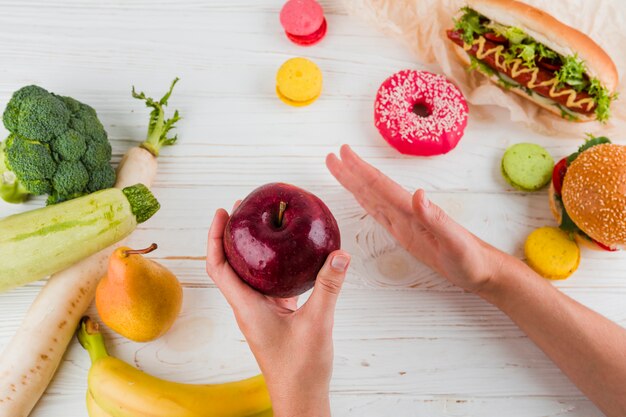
[501,143,554,192]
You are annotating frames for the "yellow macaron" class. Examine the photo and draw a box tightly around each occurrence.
[524,226,580,280]
[276,57,322,107]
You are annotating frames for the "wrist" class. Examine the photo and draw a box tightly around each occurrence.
[265,374,331,417]
[474,249,518,301]
[271,391,330,417]
[475,252,546,309]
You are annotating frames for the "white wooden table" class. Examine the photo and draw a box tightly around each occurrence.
[0,1,624,416]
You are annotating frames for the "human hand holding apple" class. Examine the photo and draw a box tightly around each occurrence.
[224,183,341,298]
[206,183,348,417]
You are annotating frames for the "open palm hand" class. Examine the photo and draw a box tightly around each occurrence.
[326,145,503,293]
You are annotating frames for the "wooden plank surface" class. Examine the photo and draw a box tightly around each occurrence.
[0,1,624,416]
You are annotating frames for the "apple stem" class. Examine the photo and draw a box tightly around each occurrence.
[123,243,158,257]
[277,201,287,227]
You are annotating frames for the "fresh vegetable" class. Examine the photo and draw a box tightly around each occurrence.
[0,184,159,293]
[451,8,617,122]
[132,77,180,157]
[454,6,486,44]
[0,85,116,204]
[78,317,272,417]
[0,79,180,417]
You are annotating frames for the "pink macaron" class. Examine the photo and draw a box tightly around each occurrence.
[280,0,327,46]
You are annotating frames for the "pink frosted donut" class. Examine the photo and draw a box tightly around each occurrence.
[374,70,469,156]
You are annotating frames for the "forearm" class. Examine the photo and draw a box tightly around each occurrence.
[479,256,626,417]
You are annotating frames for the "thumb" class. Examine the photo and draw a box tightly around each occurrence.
[305,250,351,315]
[412,189,460,247]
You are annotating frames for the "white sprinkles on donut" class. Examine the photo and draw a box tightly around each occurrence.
[374,70,468,156]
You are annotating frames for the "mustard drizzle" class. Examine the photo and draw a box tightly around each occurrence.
[464,37,595,111]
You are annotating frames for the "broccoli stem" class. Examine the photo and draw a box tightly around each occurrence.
[132,78,181,157]
[0,142,31,204]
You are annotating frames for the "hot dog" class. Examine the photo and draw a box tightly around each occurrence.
[447,0,618,122]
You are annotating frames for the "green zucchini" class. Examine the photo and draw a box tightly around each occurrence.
[0,183,159,292]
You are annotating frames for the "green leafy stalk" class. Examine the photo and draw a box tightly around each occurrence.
[132,78,181,157]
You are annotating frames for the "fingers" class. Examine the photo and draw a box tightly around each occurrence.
[411,190,462,248]
[206,208,230,267]
[232,199,242,213]
[304,250,351,317]
[326,145,412,215]
[206,208,264,309]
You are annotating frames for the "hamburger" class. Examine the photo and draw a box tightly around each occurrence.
[550,136,626,251]
[446,0,618,122]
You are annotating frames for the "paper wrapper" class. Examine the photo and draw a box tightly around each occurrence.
[341,0,626,137]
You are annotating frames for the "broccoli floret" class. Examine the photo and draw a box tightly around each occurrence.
[132,78,180,157]
[0,141,30,203]
[87,164,116,193]
[0,85,116,204]
[52,129,87,162]
[50,160,89,202]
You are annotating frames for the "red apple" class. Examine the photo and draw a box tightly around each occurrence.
[224,183,341,298]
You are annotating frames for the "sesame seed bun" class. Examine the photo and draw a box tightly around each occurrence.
[559,144,626,248]
[467,0,618,92]
[548,182,607,250]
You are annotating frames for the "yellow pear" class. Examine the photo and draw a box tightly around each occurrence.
[96,243,183,342]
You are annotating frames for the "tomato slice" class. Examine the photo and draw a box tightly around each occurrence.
[552,157,568,196]
[592,239,618,252]
[484,32,507,43]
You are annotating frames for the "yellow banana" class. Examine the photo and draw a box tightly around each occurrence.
[86,391,114,417]
[78,317,273,417]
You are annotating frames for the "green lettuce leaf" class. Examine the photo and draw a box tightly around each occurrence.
[468,54,495,76]
[566,135,611,164]
[537,43,558,61]
[511,43,537,68]
[454,7,487,44]
[588,78,616,122]
[505,27,527,44]
[487,22,527,44]
[556,55,587,91]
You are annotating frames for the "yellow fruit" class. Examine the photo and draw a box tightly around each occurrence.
[96,244,183,342]
[78,318,272,417]
[86,391,113,417]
